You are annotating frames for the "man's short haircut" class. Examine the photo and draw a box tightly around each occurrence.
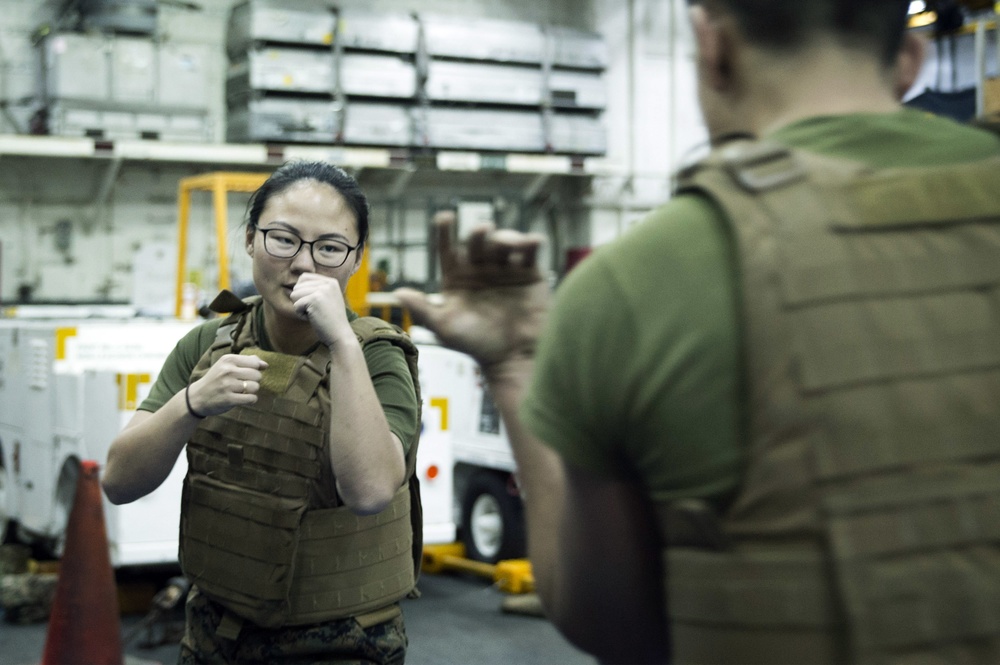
[693,0,911,66]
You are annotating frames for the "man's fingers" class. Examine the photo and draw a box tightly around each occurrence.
[394,288,436,328]
[434,211,458,274]
[518,240,540,267]
[468,227,538,266]
[516,233,546,267]
[466,223,497,264]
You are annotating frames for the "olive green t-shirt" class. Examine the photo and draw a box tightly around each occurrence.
[521,110,1000,503]
[140,306,420,454]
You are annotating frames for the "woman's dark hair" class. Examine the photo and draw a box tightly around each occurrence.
[245,160,370,250]
[694,0,911,66]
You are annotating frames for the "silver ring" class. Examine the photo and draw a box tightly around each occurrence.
[242,380,248,394]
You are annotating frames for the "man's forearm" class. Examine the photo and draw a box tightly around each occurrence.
[483,359,669,665]
[481,358,566,611]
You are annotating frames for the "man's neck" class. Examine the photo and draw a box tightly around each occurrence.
[742,43,902,138]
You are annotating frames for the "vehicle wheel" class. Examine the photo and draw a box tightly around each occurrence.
[460,471,525,564]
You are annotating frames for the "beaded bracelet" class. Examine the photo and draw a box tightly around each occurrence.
[185,385,207,419]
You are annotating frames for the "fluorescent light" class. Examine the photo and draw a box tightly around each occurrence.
[908,1,927,15]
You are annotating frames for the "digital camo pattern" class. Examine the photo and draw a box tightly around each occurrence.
[0,573,58,624]
[178,586,407,665]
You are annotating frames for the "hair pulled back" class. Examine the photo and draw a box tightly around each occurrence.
[246,161,370,250]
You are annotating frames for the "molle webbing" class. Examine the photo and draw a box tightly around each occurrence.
[183,484,414,627]
[669,142,1000,664]
[289,486,413,624]
[180,300,421,628]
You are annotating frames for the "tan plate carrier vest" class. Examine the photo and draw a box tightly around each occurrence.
[179,295,423,629]
[666,140,1000,664]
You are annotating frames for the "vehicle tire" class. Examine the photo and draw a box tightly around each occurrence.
[460,471,525,564]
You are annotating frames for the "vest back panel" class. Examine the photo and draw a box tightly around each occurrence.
[667,141,1000,663]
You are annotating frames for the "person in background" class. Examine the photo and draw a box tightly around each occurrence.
[103,161,421,665]
[397,0,1000,662]
[370,258,392,292]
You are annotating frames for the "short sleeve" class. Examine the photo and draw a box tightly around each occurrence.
[363,339,420,455]
[520,194,744,503]
[138,320,222,413]
[520,257,636,478]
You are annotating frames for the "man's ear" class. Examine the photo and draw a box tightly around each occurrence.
[690,4,732,92]
[893,31,928,100]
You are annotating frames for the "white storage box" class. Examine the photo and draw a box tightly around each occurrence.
[422,15,546,64]
[549,70,607,110]
[227,0,335,56]
[228,47,334,95]
[158,42,213,110]
[342,102,413,146]
[47,101,212,142]
[427,61,543,106]
[425,107,545,152]
[111,38,156,104]
[339,54,417,99]
[42,33,111,103]
[42,33,212,115]
[549,113,606,155]
[227,96,340,144]
[336,10,419,54]
[549,27,609,70]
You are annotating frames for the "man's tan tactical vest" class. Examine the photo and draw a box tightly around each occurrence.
[667,140,1000,664]
[179,295,423,630]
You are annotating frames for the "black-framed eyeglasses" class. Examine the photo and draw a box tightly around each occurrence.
[257,228,361,268]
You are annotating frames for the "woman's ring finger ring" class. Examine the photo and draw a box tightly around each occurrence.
[242,380,248,393]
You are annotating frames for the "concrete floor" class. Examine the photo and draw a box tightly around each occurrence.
[2,570,594,665]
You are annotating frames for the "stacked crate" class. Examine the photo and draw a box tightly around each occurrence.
[335,9,419,146]
[420,16,608,154]
[225,0,340,144]
[226,1,420,146]
[38,32,213,142]
[546,26,610,155]
[224,1,607,155]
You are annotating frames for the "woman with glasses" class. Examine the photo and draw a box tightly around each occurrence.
[102,161,421,665]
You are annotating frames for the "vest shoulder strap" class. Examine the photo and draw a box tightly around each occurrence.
[204,293,261,362]
[676,138,1000,232]
[351,316,412,345]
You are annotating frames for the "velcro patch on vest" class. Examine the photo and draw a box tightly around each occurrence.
[240,348,297,395]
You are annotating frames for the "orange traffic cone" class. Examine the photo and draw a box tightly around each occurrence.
[41,460,123,665]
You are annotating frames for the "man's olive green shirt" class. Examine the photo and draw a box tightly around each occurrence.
[521,110,1000,503]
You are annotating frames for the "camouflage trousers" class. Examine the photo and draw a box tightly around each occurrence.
[178,586,407,665]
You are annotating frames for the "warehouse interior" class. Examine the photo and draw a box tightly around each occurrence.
[0,0,998,663]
